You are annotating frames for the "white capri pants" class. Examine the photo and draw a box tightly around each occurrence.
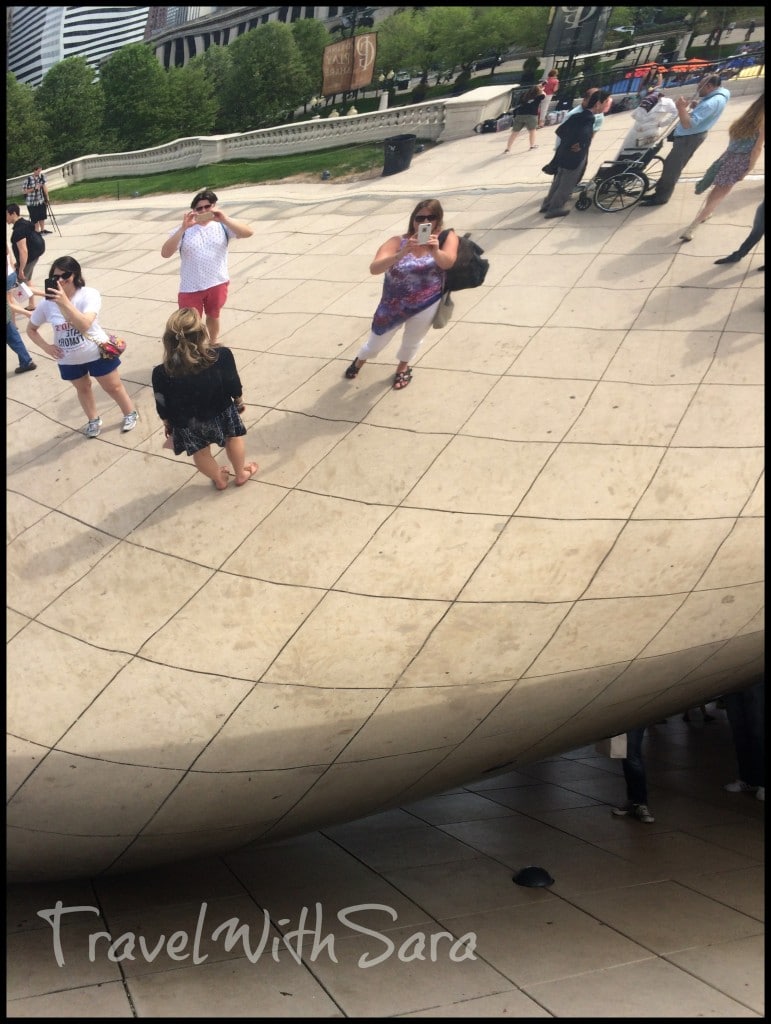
[356,299,440,364]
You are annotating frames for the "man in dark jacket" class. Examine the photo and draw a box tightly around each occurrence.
[539,90,609,218]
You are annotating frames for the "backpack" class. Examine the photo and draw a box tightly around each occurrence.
[473,118,499,134]
[439,230,489,293]
[25,223,46,260]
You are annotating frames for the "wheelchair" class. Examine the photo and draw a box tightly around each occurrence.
[574,139,666,213]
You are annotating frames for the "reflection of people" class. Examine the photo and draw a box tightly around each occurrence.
[679,94,764,241]
[6,203,45,310]
[152,308,257,489]
[611,726,655,823]
[344,198,459,390]
[714,197,765,265]
[503,85,545,153]
[639,66,664,97]
[6,245,36,374]
[27,256,138,438]
[23,163,49,234]
[744,20,756,42]
[160,190,253,345]
[640,75,730,206]
[539,91,609,218]
[617,89,678,156]
[538,69,560,127]
[541,88,611,174]
[723,676,764,801]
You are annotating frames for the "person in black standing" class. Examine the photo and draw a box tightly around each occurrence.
[539,91,609,218]
[6,203,45,311]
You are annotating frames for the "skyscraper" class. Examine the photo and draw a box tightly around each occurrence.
[7,6,151,87]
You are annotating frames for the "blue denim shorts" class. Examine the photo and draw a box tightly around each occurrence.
[58,356,121,380]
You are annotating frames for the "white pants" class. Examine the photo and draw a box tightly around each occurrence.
[539,93,554,124]
[357,300,439,364]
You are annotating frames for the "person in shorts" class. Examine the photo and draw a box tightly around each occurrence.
[23,164,49,234]
[26,255,139,438]
[160,190,253,344]
[6,203,45,310]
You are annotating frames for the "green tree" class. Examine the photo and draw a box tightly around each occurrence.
[100,43,169,151]
[291,16,329,111]
[161,61,218,141]
[6,73,50,178]
[188,45,233,134]
[36,57,104,165]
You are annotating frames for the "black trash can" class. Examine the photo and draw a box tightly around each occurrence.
[382,134,417,176]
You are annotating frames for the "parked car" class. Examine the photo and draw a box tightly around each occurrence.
[471,55,503,72]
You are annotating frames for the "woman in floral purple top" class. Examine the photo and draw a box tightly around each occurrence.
[344,198,459,390]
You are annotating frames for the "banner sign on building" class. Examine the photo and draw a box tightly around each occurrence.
[543,7,613,57]
[322,32,377,95]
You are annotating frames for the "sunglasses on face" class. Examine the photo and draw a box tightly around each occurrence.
[414,214,435,222]
[51,272,72,281]
[195,203,213,211]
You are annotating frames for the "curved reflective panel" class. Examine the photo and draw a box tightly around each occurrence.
[6,120,764,881]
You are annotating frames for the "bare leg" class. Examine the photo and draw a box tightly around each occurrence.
[192,445,229,489]
[696,183,734,223]
[96,368,136,416]
[528,126,537,148]
[226,435,258,485]
[681,184,734,239]
[504,129,521,153]
[71,377,98,420]
[206,314,220,344]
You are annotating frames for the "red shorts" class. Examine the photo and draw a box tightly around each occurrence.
[178,282,229,318]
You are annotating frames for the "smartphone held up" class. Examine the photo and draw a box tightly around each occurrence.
[417,221,432,244]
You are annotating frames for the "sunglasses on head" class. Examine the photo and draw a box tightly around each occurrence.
[195,203,213,211]
[414,214,435,222]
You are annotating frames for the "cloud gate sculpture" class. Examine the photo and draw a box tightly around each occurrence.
[6,183,764,883]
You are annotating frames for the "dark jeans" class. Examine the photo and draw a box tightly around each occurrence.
[724,678,765,787]
[653,133,706,203]
[622,726,648,805]
[735,199,765,258]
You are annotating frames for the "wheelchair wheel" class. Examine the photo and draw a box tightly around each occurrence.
[575,192,592,211]
[643,156,665,190]
[595,172,648,212]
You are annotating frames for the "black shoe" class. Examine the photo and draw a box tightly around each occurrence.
[544,209,569,218]
[15,361,36,374]
[639,197,666,207]
[714,253,742,265]
[344,358,360,379]
[42,229,53,234]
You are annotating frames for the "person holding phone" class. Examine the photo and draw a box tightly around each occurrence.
[344,198,459,390]
[160,190,253,345]
[26,256,138,438]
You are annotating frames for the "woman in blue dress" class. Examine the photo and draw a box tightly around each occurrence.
[344,199,459,390]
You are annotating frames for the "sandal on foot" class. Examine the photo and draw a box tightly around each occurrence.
[345,359,360,379]
[393,368,412,390]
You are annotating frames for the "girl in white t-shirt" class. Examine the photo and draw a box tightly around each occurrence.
[27,256,139,438]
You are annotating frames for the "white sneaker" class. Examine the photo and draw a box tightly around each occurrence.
[724,779,756,793]
[631,804,655,823]
[122,410,139,432]
[755,787,764,802]
[84,418,102,438]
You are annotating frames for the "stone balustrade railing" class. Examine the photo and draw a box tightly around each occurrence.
[6,88,515,196]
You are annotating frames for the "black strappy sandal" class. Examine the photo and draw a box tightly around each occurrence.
[345,359,360,379]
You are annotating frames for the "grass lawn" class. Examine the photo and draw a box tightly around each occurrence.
[7,141,434,205]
